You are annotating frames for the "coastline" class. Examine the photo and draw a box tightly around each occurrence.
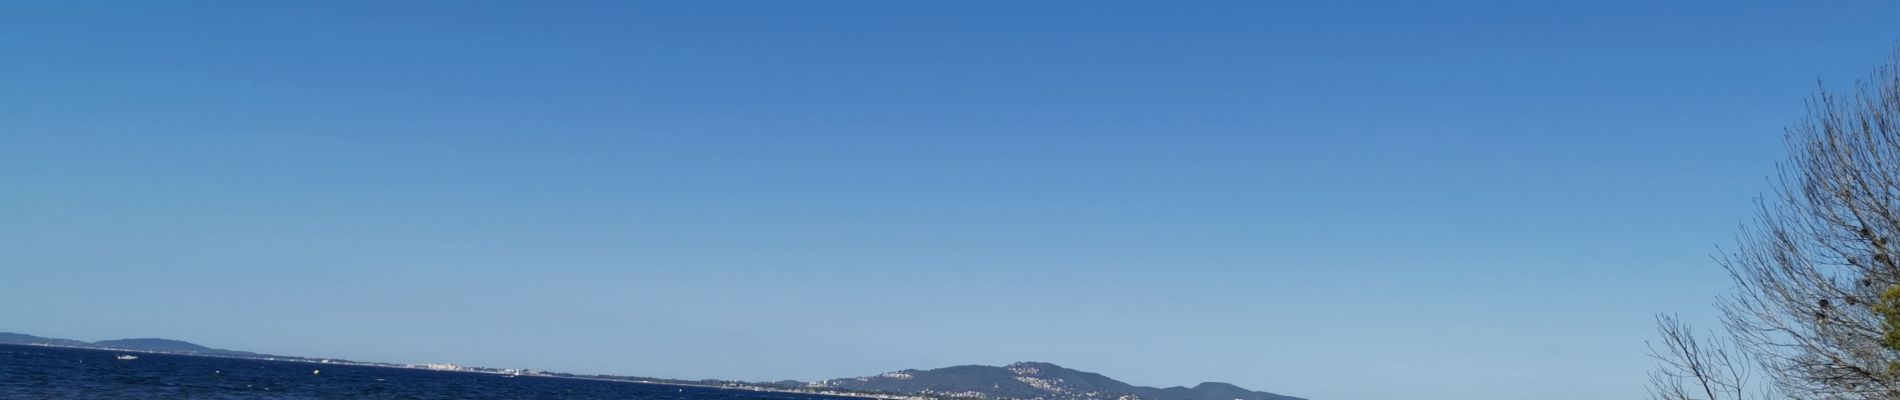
[0,343,892,400]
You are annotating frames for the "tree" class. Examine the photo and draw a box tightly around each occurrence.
[1716,50,1900,399]
[1657,49,1900,399]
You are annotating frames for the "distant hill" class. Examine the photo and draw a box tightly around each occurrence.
[91,338,257,356]
[0,333,257,357]
[822,362,1303,400]
[0,332,91,347]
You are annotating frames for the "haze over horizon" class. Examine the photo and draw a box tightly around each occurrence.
[5,2,1900,400]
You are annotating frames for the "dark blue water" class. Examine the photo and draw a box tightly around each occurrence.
[0,344,862,400]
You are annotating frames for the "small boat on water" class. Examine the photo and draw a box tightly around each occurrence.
[115,355,138,360]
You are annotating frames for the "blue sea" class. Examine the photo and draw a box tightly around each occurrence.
[0,344,864,400]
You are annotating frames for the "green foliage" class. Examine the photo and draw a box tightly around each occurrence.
[1878,285,1900,352]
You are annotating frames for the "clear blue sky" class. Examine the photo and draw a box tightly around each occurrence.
[3,2,1898,399]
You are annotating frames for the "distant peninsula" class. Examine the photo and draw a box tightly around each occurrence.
[1,333,255,357]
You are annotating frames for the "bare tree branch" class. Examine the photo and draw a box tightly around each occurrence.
[1648,314,1763,400]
